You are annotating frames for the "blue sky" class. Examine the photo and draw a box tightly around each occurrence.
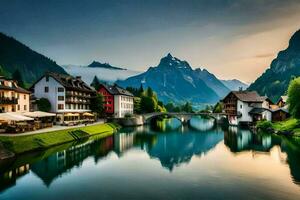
[1,0,300,82]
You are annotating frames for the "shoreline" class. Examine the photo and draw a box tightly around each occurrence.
[0,123,120,158]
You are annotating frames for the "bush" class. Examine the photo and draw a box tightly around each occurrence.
[36,98,51,112]
[256,120,274,132]
[124,113,133,118]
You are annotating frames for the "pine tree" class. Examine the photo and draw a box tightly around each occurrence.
[12,69,25,88]
[91,76,101,90]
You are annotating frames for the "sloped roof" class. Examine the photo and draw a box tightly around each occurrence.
[249,107,270,114]
[0,78,31,94]
[101,84,133,97]
[32,72,95,93]
[224,91,264,102]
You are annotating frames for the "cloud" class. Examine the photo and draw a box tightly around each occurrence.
[254,53,274,58]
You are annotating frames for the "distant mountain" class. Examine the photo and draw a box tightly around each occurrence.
[116,53,222,104]
[87,61,126,70]
[221,79,248,91]
[0,32,68,86]
[194,68,230,97]
[248,29,300,102]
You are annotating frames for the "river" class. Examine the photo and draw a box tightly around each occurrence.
[0,116,300,200]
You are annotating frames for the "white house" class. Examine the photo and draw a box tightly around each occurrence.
[31,72,95,124]
[222,91,272,126]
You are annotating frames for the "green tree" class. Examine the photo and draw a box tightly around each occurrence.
[165,102,175,112]
[213,102,223,113]
[90,93,104,116]
[12,69,25,88]
[181,102,193,113]
[138,84,144,96]
[140,96,157,113]
[90,76,101,90]
[134,97,142,114]
[287,77,300,119]
[36,98,51,112]
[146,87,154,97]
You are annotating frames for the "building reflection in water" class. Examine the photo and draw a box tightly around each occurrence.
[1,116,300,191]
[0,164,30,192]
[224,127,300,185]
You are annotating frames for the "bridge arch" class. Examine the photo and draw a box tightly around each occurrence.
[143,112,192,125]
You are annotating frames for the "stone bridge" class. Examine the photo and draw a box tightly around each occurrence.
[142,112,227,125]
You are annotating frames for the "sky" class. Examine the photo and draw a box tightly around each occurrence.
[1,0,300,83]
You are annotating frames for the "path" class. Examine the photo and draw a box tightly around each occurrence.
[0,119,106,137]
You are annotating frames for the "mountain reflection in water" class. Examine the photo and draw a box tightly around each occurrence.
[1,116,300,198]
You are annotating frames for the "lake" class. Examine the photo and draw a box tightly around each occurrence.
[1,116,300,200]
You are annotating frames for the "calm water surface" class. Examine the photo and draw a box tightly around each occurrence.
[1,116,300,200]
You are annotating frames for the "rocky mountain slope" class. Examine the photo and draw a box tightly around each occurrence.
[248,29,300,101]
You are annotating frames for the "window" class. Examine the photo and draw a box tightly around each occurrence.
[240,104,242,109]
[24,105,27,111]
[58,96,65,101]
[58,104,64,110]
[46,76,49,82]
[58,87,64,92]
[45,87,49,93]
[18,105,20,110]
[24,94,26,100]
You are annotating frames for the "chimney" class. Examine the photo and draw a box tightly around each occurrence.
[239,87,243,91]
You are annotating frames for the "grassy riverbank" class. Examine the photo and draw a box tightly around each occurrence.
[0,123,120,154]
[257,118,300,137]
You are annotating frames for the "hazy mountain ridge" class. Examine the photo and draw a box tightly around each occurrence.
[221,79,248,91]
[248,29,300,101]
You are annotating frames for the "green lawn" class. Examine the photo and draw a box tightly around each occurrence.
[273,118,300,137]
[0,123,120,154]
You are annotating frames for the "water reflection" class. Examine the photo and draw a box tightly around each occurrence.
[1,116,300,198]
[224,126,300,185]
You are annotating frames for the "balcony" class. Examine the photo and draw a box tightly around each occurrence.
[0,97,18,104]
[65,98,90,104]
[66,91,91,98]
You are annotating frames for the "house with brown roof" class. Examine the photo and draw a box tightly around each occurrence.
[0,76,30,113]
[98,84,134,118]
[31,72,96,125]
[222,91,272,125]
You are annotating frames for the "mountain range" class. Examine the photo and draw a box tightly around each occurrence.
[0,32,68,86]
[116,53,247,104]
[248,29,300,102]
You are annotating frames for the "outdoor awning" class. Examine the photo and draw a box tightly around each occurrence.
[22,111,56,118]
[0,113,34,122]
[64,113,80,117]
[83,112,94,117]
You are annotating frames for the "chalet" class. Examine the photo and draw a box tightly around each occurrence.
[277,96,288,108]
[31,72,96,125]
[271,108,290,122]
[222,91,272,125]
[98,84,134,118]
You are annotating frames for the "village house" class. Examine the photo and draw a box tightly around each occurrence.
[31,72,96,125]
[0,76,30,113]
[98,84,134,118]
[276,96,288,108]
[222,91,272,126]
